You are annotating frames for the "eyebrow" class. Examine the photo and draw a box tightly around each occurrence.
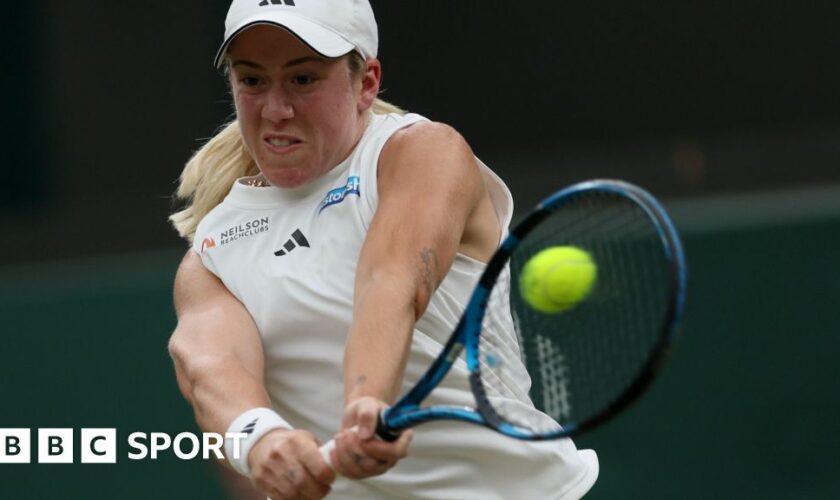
[230,56,329,71]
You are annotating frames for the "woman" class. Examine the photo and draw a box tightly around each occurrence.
[168,1,598,498]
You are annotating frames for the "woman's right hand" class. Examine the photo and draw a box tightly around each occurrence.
[247,428,336,499]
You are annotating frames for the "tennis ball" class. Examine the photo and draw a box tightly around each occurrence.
[519,246,597,314]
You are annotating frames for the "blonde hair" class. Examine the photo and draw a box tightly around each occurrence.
[170,54,404,242]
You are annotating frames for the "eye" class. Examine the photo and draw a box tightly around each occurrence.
[292,74,316,86]
[239,76,263,87]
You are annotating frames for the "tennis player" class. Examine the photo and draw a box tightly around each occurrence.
[168,1,598,498]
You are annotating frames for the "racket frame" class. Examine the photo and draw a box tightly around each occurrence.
[378,179,688,441]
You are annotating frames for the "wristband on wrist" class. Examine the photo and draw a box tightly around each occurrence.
[225,407,293,476]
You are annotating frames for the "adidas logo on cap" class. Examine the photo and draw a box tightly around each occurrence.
[258,0,295,6]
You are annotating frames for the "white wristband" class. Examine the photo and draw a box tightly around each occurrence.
[225,407,293,476]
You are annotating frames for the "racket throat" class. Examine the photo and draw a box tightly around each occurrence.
[375,415,402,442]
[469,371,505,430]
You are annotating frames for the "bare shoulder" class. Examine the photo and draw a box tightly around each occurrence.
[176,248,203,275]
[378,121,482,196]
[382,120,473,163]
[173,249,221,314]
[388,120,465,143]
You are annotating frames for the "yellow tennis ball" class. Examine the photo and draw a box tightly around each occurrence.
[519,246,597,314]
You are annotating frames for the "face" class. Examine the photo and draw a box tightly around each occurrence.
[226,25,380,188]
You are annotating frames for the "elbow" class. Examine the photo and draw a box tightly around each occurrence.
[413,246,440,320]
[168,332,197,404]
[168,332,245,404]
[412,286,433,322]
[167,332,189,372]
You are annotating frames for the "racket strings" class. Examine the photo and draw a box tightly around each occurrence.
[477,270,531,402]
[479,191,673,432]
[579,209,666,413]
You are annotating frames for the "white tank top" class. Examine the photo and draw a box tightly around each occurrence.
[194,112,598,499]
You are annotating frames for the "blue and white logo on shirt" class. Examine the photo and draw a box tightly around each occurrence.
[319,176,360,213]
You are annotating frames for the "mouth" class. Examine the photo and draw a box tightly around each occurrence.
[264,135,303,153]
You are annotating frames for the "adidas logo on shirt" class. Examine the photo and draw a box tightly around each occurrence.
[274,229,310,256]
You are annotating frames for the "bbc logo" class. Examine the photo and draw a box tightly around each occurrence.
[0,429,116,464]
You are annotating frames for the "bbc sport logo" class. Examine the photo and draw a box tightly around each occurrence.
[0,429,247,464]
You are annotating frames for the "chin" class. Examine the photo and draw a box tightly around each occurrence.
[264,168,313,189]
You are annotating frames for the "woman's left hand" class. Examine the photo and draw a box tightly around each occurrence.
[330,396,413,478]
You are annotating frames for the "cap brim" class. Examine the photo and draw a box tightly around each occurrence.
[214,13,355,68]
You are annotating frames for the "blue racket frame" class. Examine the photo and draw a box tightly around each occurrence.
[376,179,688,441]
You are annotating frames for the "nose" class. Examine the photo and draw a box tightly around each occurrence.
[262,86,294,122]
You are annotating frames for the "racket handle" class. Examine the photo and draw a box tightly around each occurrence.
[317,413,401,469]
[317,425,362,469]
[318,439,336,468]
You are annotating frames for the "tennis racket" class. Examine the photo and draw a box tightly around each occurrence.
[320,178,687,460]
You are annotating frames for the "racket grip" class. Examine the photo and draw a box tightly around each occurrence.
[318,439,336,468]
[316,424,362,469]
[318,413,400,469]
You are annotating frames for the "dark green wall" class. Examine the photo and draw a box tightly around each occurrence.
[0,251,224,498]
[1,213,839,498]
[581,215,840,499]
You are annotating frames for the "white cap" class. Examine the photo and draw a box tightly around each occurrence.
[214,0,378,68]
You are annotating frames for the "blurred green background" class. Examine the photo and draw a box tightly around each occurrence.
[3,1,840,498]
[3,202,839,498]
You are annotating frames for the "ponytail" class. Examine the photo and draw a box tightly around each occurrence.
[169,120,258,242]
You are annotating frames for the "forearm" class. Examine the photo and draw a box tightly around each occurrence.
[171,250,271,435]
[343,271,420,404]
[342,123,484,408]
[173,350,273,434]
